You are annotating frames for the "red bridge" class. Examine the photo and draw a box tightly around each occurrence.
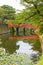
[8,24,38,28]
[8,24,39,39]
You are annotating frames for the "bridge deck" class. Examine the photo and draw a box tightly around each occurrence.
[9,35,39,40]
[8,24,38,28]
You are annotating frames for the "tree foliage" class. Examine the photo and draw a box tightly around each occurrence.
[0,5,15,24]
[20,0,43,34]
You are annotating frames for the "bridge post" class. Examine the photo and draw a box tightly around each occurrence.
[11,27,14,36]
[30,28,34,35]
[12,27,14,32]
[23,28,26,36]
[16,27,19,36]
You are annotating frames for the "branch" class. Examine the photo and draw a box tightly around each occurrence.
[40,14,43,16]
[25,12,36,21]
[24,1,40,14]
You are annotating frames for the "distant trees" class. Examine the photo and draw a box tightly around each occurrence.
[0,5,15,24]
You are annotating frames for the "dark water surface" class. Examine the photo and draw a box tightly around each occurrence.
[0,24,42,63]
[0,33,42,63]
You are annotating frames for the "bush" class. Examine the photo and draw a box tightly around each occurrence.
[0,48,34,65]
[36,55,43,65]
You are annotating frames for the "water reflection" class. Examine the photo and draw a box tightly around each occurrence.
[0,33,19,54]
[16,41,40,63]
[0,33,41,62]
[0,33,41,55]
[16,41,39,56]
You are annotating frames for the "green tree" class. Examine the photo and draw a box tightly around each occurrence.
[0,5,15,24]
[0,7,6,24]
[20,0,43,53]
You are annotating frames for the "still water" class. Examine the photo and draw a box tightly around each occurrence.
[0,33,42,62]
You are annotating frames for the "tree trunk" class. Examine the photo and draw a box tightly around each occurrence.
[35,29,43,54]
[39,35,43,54]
